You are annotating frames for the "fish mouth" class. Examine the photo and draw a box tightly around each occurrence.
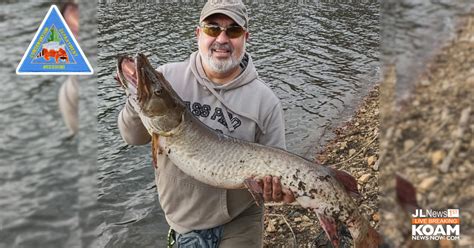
[116,53,158,108]
[116,55,138,97]
[135,53,162,108]
[117,53,186,121]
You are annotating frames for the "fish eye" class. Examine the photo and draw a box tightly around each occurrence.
[154,89,162,96]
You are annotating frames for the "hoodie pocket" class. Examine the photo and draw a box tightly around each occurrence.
[156,160,232,230]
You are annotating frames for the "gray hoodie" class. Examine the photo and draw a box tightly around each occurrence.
[117,51,286,233]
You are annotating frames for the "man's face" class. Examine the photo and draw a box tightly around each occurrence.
[197,14,248,74]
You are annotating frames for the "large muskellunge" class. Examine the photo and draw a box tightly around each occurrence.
[116,53,380,248]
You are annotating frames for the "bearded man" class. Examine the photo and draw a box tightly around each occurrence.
[118,0,294,247]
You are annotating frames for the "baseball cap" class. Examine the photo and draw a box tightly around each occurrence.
[200,0,249,28]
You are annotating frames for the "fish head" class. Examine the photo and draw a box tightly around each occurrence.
[117,53,186,135]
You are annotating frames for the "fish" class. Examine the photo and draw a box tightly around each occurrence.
[116,53,380,248]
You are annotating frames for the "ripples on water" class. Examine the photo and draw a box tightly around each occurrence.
[0,1,97,248]
[381,0,473,101]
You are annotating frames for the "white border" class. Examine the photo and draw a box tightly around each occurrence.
[16,5,94,75]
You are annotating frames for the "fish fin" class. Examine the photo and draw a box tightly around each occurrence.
[316,213,340,248]
[243,178,264,207]
[151,133,161,169]
[395,174,420,214]
[353,225,380,248]
[329,168,361,198]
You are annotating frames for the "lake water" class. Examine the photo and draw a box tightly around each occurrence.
[0,1,97,247]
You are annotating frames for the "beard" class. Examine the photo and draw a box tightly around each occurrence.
[199,42,245,74]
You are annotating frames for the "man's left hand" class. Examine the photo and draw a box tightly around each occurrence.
[259,176,295,203]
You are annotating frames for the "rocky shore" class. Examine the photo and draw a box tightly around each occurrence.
[379,12,473,248]
[263,86,380,247]
[263,11,473,248]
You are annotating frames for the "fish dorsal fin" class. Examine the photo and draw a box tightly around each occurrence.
[329,168,361,199]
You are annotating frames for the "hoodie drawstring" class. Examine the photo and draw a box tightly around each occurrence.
[217,89,235,132]
[192,52,266,134]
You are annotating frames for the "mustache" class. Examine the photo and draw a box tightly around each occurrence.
[210,42,233,53]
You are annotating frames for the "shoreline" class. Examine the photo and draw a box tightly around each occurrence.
[263,85,380,247]
[379,11,473,247]
[262,10,472,247]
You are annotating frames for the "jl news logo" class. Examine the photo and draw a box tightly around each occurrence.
[411,209,460,240]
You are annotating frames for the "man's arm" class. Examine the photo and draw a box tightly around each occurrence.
[116,63,164,145]
[117,97,151,145]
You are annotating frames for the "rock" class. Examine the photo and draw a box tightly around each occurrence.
[447,196,456,205]
[418,176,438,193]
[428,192,437,201]
[340,141,347,149]
[372,212,380,222]
[420,79,430,86]
[294,217,302,222]
[367,155,376,166]
[439,239,454,248]
[288,211,301,218]
[266,219,277,233]
[300,222,313,228]
[404,139,415,151]
[349,149,356,156]
[358,173,371,184]
[301,215,311,222]
[459,235,474,246]
[431,150,445,165]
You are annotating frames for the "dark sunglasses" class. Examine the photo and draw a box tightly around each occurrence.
[200,24,246,38]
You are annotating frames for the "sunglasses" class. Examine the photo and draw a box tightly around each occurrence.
[200,24,246,39]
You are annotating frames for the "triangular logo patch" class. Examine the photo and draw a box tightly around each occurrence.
[16,5,93,75]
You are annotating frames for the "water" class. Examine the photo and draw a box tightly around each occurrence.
[0,1,97,248]
[97,1,379,247]
[381,0,473,102]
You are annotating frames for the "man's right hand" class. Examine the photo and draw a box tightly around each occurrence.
[116,57,151,145]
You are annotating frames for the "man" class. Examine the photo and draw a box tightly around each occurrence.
[118,0,294,246]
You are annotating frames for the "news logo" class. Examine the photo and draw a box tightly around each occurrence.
[411,209,460,241]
